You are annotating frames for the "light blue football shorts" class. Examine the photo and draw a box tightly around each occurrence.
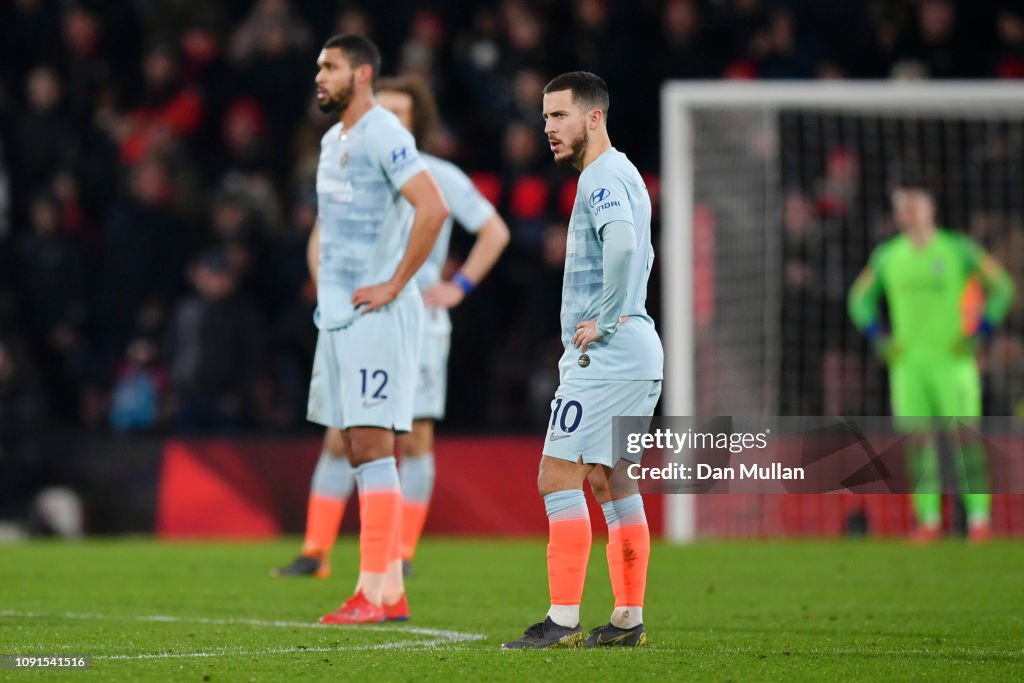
[542,378,662,468]
[412,324,450,421]
[307,295,423,433]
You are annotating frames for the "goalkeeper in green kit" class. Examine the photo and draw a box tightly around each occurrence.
[848,173,1015,542]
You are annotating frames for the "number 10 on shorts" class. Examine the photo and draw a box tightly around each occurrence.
[550,398,583,433]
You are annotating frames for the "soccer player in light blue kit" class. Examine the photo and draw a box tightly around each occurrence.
[376,76,511,570]
[504,72,663,649]
[274,76,509,584]
[306,35,449,625]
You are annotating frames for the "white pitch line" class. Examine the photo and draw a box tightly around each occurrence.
[0,609,484,642]
[0,609,486,661]
[95,640,464,661]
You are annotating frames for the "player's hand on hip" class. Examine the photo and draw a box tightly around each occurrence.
[352,281,400,313]
[573,319,602,353]
[422,281,465,309]
[952,336,975,357]
[952,319,994,356]
[873,335,901,364]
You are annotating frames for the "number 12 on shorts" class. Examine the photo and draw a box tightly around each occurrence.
[360,369,388,399]
[550,397,583,433]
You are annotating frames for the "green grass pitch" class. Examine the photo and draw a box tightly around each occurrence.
[1,538,1022,681]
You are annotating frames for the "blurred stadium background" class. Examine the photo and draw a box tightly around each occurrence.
[2,0,1024,540]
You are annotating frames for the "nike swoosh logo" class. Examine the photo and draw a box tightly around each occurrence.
[362,400,386,408]
[548,433,572,441]
[597,631,633,645]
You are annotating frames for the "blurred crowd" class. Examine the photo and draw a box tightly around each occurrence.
[4,0,1024,450]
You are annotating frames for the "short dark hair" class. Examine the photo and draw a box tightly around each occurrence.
[323,34,381,79]
[891,166,933,196]
[375,76,440,147]
[543,71,610,117]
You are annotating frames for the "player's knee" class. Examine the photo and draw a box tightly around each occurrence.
[396,432,415,458]
[536,464,556,497]
[398,421,433,457]
[324,428,348,459]
[608,461,640,499]
[347,429,394,466]
[587,470,612,504]
[348,450,383,467]
[537,458,584,497]
[537,476,565,498]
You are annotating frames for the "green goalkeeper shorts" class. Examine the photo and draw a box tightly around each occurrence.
[889,357,981,425]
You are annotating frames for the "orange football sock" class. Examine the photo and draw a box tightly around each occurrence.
[380,493,405,605]
[545,490,592,608]
[618,521,650,607]
[358,490,402,575]
[605,527,626,601]
[353,458,402,605]
[400,501,429,561]
[603,495,650,608]
[301,494,346,557]
[355,510,404,604]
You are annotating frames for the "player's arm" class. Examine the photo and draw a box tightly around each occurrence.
[352,170,449,312]
[573,176,638,352]
[973,251,1015,337]
[307,218,320,285]
[423,212,510,308]
[847,264,883,335]
[847,256,897,361]
[574,220,636,353]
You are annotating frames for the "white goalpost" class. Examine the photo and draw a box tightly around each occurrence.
[660,82,1024,542]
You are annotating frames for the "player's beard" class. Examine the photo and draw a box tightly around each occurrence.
[318,75,355,114]
[555,127,589,166]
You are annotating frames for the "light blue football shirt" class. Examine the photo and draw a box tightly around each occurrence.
[315,106,427,330]
[413,154,495,334]
[559,148,663,381]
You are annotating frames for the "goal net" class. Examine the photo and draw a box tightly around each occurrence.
[660,83,1024,541]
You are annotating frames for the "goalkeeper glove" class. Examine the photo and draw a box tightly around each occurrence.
[863,322,900,364]
[954,318,996,356]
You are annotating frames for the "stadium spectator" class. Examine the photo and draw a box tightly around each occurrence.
[331,6,375,40]
[109,337,167,432]
[229,0,311,147]
[59,6,115,125]
[259,198,318,428]
[0,299,51,521]
[780,188,826,415]
[1,0,61,100]
[397,9,447,87]
[117,43,204,165]
[228,0,311,66]
[12,66,75,198]
[658,0,720,80]
[892,0,972,78]
[994,4,1024,77]
[167,249,267,430]
[753,8,815,78]
[12,193,89,421]
[219,98,272,176]
[95,158,185,374]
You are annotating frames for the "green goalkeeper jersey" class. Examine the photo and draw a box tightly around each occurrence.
[853,230,984,364]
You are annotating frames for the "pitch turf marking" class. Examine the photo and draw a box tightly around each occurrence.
[96,641,466,661]
[0,609,486,660]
